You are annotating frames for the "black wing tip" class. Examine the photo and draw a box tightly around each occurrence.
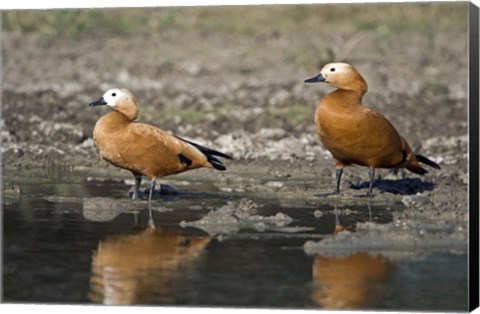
[212,164,227,171]
[220,152,234,160]
[174,135,232,170]
[207,149,233,160]
[416,154,441,170]
[407,166,428,175]
[208,155,228,171]
[417,168,429,175]
[207,154,229,171]
[176,135,233,160]
[177,153,193,166]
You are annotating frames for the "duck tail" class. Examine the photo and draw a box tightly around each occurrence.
[175,136,233,171]
[406,154,440,175]
[415,154,441,170]
[406,164,428,175]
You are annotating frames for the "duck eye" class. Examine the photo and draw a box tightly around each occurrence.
[330,68,336,72]
[111,93,116,97]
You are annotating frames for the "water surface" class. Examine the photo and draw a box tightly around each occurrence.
[2,169,468,310]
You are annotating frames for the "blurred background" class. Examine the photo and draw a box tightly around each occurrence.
[1,3,469,167]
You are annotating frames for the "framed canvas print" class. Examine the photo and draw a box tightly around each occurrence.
[1,0,479,312]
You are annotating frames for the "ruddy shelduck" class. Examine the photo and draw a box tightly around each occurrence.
[89,88,232,201]
[305,62,440,195]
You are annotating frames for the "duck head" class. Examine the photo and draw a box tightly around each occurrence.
[90,88,139,121]
[305,62,368,94]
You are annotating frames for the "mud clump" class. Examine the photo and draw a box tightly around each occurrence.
[2,181,22,197]
[304,217,467,260]
[180,198,293,236]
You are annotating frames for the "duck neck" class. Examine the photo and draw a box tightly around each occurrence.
[113,98,139,121]
[98,110,131,129]
[328,89,365,107]
[116,106,138,121]
[333,73,368,98]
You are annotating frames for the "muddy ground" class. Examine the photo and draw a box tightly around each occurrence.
[1,3,470,254]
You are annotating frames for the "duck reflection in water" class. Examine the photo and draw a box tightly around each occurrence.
[88,226,211,305]
[311,252,391,309]
[310,208,392,309]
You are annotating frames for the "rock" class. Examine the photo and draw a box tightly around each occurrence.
[2,181,21,196]
[181,198,293,236]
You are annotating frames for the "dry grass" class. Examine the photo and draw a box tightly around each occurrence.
[2,3,467,39]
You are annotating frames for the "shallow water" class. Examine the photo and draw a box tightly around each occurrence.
[2,169,468,310]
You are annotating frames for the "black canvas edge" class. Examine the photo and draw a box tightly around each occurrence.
[469,1,480,312]
[0,12,4,304]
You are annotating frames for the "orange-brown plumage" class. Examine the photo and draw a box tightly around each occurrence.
[305,63,440,195]
[89,88,232,201]
[93,111,214,177]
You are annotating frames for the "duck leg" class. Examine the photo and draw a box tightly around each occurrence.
[148,178,155,202]
[132,175,142,200]
[367,168,375,196]
[334,168,343,194]
[147,178,156,228]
